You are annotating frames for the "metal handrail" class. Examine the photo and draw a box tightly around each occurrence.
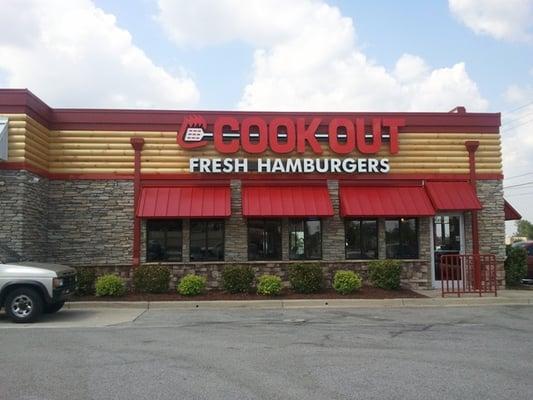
[440,254,497,297]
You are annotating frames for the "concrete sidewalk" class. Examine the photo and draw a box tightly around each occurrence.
[65,289,533,310]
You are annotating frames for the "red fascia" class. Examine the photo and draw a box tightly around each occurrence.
[0,89,501,133]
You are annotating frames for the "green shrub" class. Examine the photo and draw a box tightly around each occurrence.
[288,263,323,293]
[132,265,170,293]
[368,260,402,290]
[257,275,282,296]
[333,270,362,294]
[75,267,96,296]
[95,274,126,297]
[505,245,527,287]
[222,266,255,293]
[178,274,206,296]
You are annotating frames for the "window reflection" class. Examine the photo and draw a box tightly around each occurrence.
[289,218,322,260]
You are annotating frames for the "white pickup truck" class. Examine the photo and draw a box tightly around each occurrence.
[0,245,76,323]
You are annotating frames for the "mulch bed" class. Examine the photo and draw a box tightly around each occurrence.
[71,286,426,302]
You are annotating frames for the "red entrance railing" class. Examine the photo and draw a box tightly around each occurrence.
[440,254,497,297]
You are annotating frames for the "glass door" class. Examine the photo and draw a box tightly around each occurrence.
[432,215,464,287]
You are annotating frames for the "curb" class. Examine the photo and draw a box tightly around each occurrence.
[65,297,533,310]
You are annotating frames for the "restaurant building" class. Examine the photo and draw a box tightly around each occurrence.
[0,89,519,290]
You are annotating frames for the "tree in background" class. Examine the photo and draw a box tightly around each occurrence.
[515,220,533,239]
[505,246,527,286]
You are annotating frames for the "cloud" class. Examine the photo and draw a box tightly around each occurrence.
[501,81,533,223]
[502,104,533,176]
[157,0,488,111]
[449,0,533,43]
[0,0,199,108]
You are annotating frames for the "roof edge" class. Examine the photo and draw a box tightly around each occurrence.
[0,88,501,132]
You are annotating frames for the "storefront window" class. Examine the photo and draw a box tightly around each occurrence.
[248,219,282,261]
[146,220,182,262]
[345,219,378,259]
[289,218,322,260]
[385,218,419,259]
[190,220,225,261]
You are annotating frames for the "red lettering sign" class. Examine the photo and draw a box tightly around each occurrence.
[177,115,405,155]
[241,117,268,154]
[214,117,239,154]
[269,117,296,154]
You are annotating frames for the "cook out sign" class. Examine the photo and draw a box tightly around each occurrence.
[176,115,405,155]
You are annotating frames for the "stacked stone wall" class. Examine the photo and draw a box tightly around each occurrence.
[0,169,506,290]
[80,259,430,291]
[476,180,506,288]
[0,170,48,260]
[47,180,134,265]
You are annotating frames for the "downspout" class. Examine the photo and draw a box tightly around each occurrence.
[465,140,480,288]
[130,137,145,267]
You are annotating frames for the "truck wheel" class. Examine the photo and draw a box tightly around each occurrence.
[4,287,44,323]
[44,301,65,314]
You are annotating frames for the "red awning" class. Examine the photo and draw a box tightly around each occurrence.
[339,186,435,217]
[504,199,522,221]
[425,182,482,211]
[137,186,231,218]
[242,186,334,217]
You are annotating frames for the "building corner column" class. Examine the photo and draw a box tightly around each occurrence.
[130,137,145,267]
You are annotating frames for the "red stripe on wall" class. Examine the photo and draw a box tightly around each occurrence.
[0,163,504,181]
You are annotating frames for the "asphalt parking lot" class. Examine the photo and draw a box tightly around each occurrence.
[1,305,532,400]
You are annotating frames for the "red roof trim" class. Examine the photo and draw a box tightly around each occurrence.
[0,89,501,133]
[141,179,230,187]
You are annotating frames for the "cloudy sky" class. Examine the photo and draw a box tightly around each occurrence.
[0,0,532,228]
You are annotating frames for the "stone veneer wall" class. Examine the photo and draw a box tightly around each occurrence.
[225,179,247,261]
[82,259,430,291]
[0,170,49,260]
[47,180,134,266]
[476,180,506,287]
[0,169,505,290]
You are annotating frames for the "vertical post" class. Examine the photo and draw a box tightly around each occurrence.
[465,140,480,290]
[130,137,145,267]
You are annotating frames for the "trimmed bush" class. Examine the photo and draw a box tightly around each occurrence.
[333,270,362,295]
[75,267,96,296]
[95,274,126,297]
[222,266,255,293]
[132,265,170,293]
[257,275,282,296]
[178,274,206,296]
[288,263,323,293]
[505,245,527,287]
[368,260,402,290]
